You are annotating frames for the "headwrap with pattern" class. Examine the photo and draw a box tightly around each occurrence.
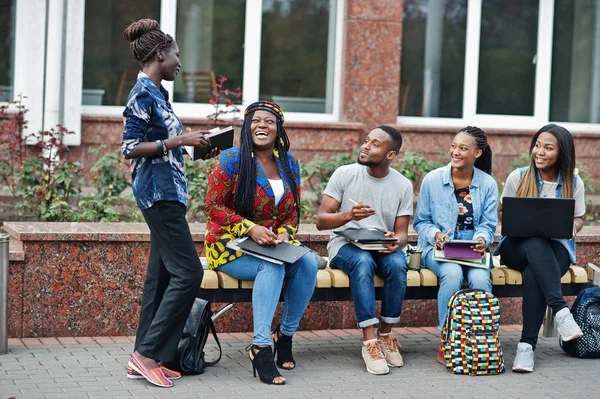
[243,100,285,123]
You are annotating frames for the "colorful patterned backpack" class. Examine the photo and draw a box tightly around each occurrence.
[560,286,600,358]
[441,289,505,375]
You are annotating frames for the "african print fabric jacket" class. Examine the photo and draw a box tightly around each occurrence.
[122,72,187,210]
[204,148,302,269]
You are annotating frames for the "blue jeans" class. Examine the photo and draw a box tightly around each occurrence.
[330,244,408,328]
[217,253,318,346]
[423,247,492,330]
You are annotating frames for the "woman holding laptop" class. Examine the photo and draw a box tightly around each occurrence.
[204,101,317,385]
[413,126,498,364]
[495,124,585,373]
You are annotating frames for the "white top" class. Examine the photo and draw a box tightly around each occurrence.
[268,178,285,205]
[323,163,414,259]
[501,169,586,217]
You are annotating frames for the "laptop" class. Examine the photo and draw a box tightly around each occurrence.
[501,197,575,239]
[333,228,398,243]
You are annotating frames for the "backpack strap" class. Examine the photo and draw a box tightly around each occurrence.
[205,320,222,367]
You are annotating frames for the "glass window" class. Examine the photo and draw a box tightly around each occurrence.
[477,0,538,116]
[399,0,467,118]
[259,0,336,113]
[551,0,600,123]
[0,0,16,102]
[174,0,246,103]
[82,0,161,106]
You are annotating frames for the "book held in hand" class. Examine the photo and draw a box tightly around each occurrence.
[184,125,234,161]
[433,248,490,269]
[443,239,482,259]
[226,237,311,264]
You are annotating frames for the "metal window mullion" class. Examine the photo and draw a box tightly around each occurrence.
[160,0,177,96]
[462,0,482,120]
[534,0,554,124]
[242,0,263,106]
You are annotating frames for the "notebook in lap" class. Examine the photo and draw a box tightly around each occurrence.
[231,237,311,264]
[501,197,575,239]
[333,228,398,243]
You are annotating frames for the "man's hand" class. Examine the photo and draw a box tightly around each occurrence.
[348,202,376,221]
[378,231,400,254]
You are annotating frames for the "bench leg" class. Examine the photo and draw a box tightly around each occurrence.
[212,303,234,322]
[542,306,558,338]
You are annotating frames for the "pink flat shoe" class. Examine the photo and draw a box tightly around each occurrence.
[128,353,173,388]
[126,365,181,380]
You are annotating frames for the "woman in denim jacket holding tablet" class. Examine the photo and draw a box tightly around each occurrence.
[495,124,585,373]
[413,126,498,364]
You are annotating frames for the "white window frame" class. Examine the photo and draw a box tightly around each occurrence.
[397,0,600,133]
[82,0,345,123]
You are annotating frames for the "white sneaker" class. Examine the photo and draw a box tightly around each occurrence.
[555,307,583,341]
[378,334,404,367]
[362,340,390,375]
[512,342,534,373]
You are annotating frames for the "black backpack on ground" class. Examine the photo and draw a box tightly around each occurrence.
[560,286,600,359]
[163,298,222,374]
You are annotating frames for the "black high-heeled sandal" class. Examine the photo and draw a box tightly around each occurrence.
[271,326,296,370]
[246,344,285,385]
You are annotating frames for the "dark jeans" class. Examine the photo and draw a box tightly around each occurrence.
[135,201,203,362]
[499,237,570,349]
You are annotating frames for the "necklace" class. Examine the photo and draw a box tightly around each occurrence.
[541,182,556,197]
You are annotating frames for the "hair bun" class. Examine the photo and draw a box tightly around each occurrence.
[123,18,161,42]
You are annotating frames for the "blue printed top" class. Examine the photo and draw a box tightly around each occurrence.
[121,72,187,210]
[413,163,499,261]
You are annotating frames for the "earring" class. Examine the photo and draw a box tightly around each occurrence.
[158,56,164,62]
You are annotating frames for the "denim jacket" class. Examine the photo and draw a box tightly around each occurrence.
[122,72,187,210]
[414,163,499,260]
[494,167,582,264]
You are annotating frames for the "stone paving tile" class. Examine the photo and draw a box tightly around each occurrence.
[2,332,600,398]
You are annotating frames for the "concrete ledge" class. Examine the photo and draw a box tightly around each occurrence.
[2,222,599,338]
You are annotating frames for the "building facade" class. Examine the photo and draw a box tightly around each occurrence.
[1,0,600,184]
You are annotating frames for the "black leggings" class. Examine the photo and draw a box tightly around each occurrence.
[499,237,570,349]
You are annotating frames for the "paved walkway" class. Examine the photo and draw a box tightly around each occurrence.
[1,326,599,399]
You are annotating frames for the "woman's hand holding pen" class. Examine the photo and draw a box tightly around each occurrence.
[347,198,376,221]
[247,225,279,246]
[434,229,451,250]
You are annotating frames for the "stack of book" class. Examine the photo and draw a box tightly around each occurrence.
[432,239,490,269]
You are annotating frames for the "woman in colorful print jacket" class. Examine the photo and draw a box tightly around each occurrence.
[204,101,317,386]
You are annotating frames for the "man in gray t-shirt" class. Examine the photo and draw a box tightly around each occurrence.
[316,126,413,376]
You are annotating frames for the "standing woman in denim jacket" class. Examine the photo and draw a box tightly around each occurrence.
[495,124,584,373]
[121,19,217,388]
[413,126,498,364]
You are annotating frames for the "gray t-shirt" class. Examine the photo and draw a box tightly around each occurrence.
[323,163,414,259]
[501,169,585,217]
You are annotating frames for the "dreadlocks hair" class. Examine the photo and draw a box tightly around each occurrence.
[123,18,174,64]
[460,126,493,175]
[516,124,576,199]
[235,111,301,225]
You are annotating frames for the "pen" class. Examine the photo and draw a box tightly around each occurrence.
[348,198,359,206]
[440,228,452,243]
